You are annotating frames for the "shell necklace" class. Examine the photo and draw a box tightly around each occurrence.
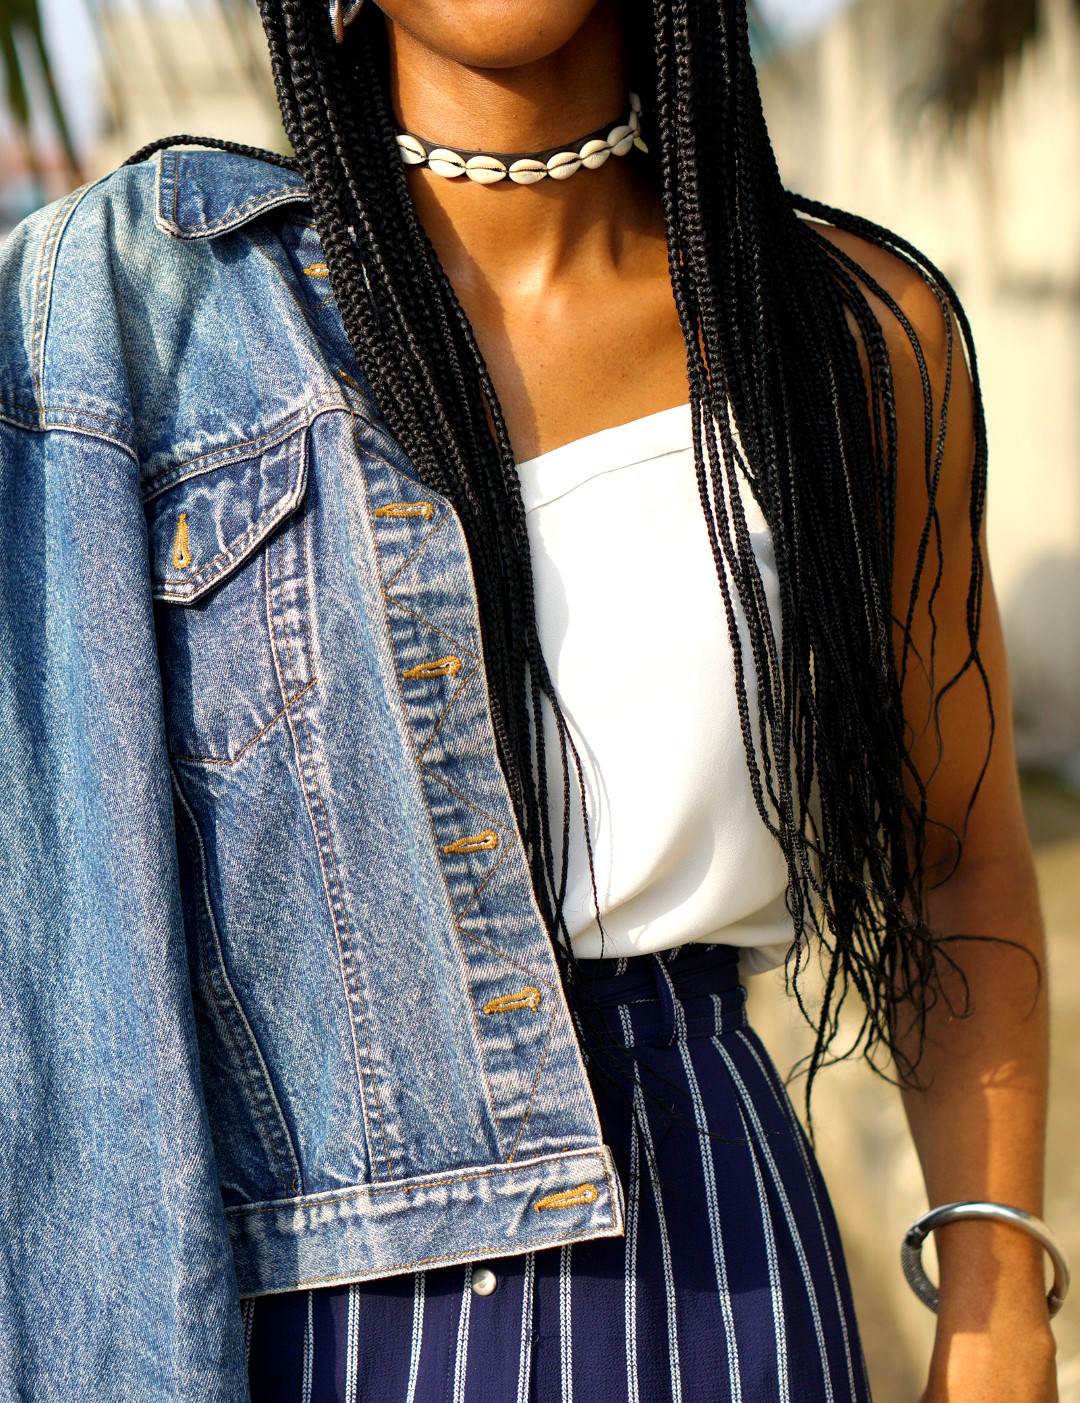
[395,93,645,185]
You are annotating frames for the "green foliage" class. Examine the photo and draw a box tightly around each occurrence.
[927,0,1080,121]
[0,0,81,185]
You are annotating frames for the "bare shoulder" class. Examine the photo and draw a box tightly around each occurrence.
[796,216,976,589]
[802,216,953,401]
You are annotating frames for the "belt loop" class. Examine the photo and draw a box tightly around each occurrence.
[650,953,682,1048]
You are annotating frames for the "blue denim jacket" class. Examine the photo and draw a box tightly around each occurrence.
[0,150,622,1401]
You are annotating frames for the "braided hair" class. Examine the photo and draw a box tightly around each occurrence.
[132,0,991,1107]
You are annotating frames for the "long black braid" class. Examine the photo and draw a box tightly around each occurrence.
[129,0,992,1112]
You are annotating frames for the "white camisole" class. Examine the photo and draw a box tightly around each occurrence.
[515,402,794,976]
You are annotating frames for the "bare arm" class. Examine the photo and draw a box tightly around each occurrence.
[820,224,1055,1402]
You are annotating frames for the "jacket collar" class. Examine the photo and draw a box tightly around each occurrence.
[155,146,310,240]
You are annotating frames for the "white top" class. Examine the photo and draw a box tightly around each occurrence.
[515,402,794,976]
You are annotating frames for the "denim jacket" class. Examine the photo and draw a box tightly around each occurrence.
[0,150,622,1402]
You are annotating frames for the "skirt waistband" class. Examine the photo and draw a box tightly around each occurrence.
[576,942,742,1005]
[574,943,745,1050]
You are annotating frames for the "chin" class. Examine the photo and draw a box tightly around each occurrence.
[376,0,610,70]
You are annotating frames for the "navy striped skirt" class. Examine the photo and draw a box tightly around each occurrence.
[244,945,872,1402]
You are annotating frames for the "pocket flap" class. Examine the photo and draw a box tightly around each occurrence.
[147,430,308,604]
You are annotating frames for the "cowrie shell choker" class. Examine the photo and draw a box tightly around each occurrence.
[396,93,646,185]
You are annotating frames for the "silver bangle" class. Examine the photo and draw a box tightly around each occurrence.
[901,1201,1070,1319]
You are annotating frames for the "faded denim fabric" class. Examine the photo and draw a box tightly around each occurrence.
[0,150,622,1403]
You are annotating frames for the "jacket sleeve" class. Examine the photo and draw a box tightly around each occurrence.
[0,204,250,1401]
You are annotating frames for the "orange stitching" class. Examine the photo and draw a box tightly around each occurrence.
[506,1010,556,1163]
[382,513,450,590]
[456,911,557,990]
[170,680,317,767]
[374,501,435,519]
[254,1222,616,1290]
[365,473,505,1157]
[338,370,363,393]
[443,829,498,855]
[162,174,307,235]
[295,480,316,689]
[417,664,479,760]
[534,1184,599,1212]
[455,844,511,924]
[402,655,462,680]
[303,262,329,278]
[266,538,397,1182]
[32,189,80,406]
[384,594,479,665]
[483,988,541,1015]
[270,514,397,1182]
[142,395,340,499]
[415,761,509,838]
[172,511,193,570]
[235,1169,495,1215]
[227,1149,608,1217]
[14,403,133,433]
[172,787,298,1199]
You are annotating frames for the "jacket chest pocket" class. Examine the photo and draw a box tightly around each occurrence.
[145,428,313,767]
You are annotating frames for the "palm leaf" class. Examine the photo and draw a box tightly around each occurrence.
[0,0,82,183]
[927,0,1080,121]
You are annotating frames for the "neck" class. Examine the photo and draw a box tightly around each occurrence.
[385,2,659,294]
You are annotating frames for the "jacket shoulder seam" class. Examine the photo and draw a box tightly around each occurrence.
[0,405,139,460]
[30,183,98,418]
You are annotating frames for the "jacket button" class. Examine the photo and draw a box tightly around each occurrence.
[471,1266,497,1296]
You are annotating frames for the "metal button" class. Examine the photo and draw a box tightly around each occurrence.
[471,1266,497,1297]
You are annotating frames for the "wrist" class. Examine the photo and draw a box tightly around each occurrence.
[926,1319,1057,1403]
[909,1206,1065,1330]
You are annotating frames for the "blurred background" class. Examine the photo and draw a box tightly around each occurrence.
[1,0,1077,1396]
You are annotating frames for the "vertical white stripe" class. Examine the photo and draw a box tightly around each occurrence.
[453,1267,473,1403]
[710,991,724,1038]
[615,1002,644,1403]
[559,1244,574,1403]
[516,1253,536,1403]
[405,1273,426,1403]
[715,1038,832,1403]
[654,965,742,1401]
[619,1004,682,1403]
[301,1291,314,1403]
[345,1284,360,1403]
[241,1298,255,1367]
[735,1096,791,1401]
[735,1031,860,1400]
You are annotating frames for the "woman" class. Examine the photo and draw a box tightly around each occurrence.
[0,0,1058,1399]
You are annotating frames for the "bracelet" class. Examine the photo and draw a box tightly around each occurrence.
[901,1201,1070,1319]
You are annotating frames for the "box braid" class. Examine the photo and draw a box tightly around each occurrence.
[129,0,992,1111]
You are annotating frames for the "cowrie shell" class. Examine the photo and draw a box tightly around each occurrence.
[426,147,467,178]
[508,158,547,184]
[579,138,611,170]
[607,124,635,157]
[546,150,582,179]
[630,90,642,115]
[396,133,426,165]
[465,155,508,184]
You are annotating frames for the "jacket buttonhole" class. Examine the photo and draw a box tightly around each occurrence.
[534,1183,599,1212]
[374,500,435,520]
[171,511,193,571]
[442,829,498,855]
[402,655,462,681]
[482,987,541,1015]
